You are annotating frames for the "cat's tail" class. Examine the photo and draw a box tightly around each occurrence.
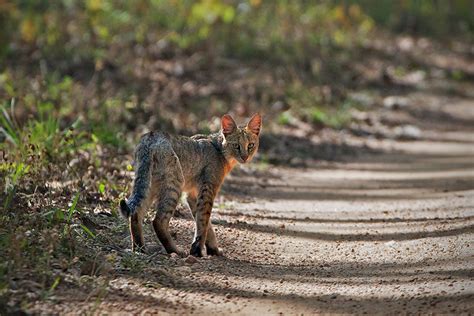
[120,137,154,218]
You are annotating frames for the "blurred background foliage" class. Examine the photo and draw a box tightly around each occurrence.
[2,0,472,62]
[0,0,473,155]
[2,0,473,61]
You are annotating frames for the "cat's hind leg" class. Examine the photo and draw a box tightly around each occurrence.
[152,151,185,256]
[129,210,145,252]
[123,185,154,252]
[120,134,158,252]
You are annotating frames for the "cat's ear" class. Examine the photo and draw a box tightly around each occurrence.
[221,114,237,137]
[246,113,262,135]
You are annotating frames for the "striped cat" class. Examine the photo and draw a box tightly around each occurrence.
[120,113,262,257]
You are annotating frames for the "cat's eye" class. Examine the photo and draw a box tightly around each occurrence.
[248,143,255,150]
[233,143,240,149]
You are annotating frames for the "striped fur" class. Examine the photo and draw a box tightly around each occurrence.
[121,114,262,257]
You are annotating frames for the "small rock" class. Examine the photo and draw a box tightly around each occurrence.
[394,125,422,140]
[383,96,409,110]
[173,63,184,76]
[271,101,289,112]
[184,255,199,265]
[225,293,232,299]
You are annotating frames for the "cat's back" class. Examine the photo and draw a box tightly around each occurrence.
[137,131,223,170]
[172,134,221,165]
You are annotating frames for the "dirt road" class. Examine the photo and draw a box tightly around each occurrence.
[29,87,473,315]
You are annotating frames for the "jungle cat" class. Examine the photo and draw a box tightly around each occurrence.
[120,113,262,257]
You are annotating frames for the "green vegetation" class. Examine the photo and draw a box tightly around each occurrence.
[0,0,472,312]
[1,1,472,139]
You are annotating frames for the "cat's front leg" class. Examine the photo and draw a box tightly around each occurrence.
[187,193,223,256]
[190,183,217,257]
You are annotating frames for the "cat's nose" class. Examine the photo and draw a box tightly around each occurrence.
[241,155,249,162]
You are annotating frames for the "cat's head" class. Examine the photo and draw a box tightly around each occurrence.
[221,113,262,164]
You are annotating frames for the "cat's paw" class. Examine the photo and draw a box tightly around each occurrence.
[190,241,204,257]
[206,247,224,256]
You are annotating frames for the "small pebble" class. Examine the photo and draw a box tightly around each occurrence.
[184,255,199,264]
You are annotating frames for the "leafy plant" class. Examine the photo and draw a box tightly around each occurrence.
[67,192,80,223]
[277,111,293,126]
[0,99,20,146]
[3,162,30,210]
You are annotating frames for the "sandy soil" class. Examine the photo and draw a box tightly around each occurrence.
[26,81,474,315]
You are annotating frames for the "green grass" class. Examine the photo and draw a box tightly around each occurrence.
[310,106,352,129]
[0,95,126,310]
[0,99,20,146]
[277,111,294,126]
[3,162,30,210]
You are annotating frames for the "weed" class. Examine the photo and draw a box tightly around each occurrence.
[66,192,80,223]
[121,252,147,274]
[3,162,30,209]
[42,208,65,225]
[63,192,96,239]
[98,182,106,195]
[451,70,465,81]
[92,125,123,148]
[277,111,293,126]
[0,99,20,146]
[40,276,61,300]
